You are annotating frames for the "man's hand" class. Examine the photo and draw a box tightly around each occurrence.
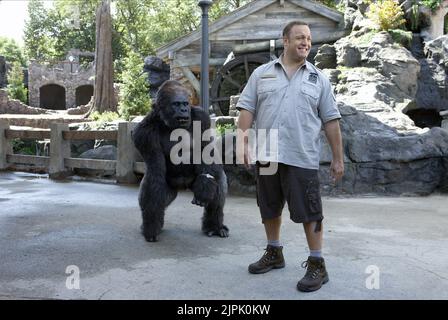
[330,159,344,184]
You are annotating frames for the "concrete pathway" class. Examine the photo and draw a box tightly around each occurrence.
[0,171,447,300]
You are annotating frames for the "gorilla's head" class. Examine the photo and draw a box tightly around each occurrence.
[155,80,192,129]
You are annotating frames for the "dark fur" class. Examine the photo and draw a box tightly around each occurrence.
[132,80,229,242]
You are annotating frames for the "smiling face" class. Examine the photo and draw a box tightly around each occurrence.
[283,24,312,64]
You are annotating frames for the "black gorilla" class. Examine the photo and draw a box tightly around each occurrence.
[132,80,229,242]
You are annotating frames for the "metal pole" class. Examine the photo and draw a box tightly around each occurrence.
[198,0,212,114]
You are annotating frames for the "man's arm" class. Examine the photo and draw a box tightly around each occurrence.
[237,110,254,167]
[323,119,344,182]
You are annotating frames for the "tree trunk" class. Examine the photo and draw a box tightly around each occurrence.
[90,0,116,114]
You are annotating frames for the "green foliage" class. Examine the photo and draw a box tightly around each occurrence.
[421,0,444,12]
[118,51,151,120]
[351,31,377,45]
[367,0,407,31]
[6,61,28,104]
[315,0,338,10]
[445,14,448,35]
[12,139,37,156]
[89,111,121,126]
[216,123,236,136]
[0,37,26,66]
[22,0,251,81]
[388,29,412,48]
[23,0,58,61]
[410,1,420,31]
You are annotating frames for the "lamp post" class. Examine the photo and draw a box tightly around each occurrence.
[68,55,75,73]
[198,0,212,114]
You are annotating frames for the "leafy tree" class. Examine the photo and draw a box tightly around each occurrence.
[0,37,26,66]
[23,0,58,61]
[118,51,151,120]
[6,61,28,104]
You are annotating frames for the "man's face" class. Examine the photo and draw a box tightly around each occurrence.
[283,25,312,62]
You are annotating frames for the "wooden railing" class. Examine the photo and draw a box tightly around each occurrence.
[0,120,145,184]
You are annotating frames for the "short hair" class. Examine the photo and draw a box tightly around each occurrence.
[282,21,309,38]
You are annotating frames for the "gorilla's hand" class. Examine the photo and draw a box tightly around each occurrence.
[191,174,218,207]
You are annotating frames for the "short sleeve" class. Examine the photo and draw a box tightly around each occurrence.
[236,69,259,114]
[318,77,341,123]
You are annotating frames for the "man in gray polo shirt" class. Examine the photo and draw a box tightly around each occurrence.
[236,21,344,292]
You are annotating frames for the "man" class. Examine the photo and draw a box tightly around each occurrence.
[236,21,344,292]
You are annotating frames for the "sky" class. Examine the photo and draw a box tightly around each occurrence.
[0,0,30,45]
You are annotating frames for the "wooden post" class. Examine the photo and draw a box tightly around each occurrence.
[0,119,11,170]
[49,123,71,179]
[116,121,139,184]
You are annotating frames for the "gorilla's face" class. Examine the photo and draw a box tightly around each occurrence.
[160,92,191,129]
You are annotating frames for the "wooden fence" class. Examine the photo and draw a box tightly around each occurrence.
[0,119,145,184]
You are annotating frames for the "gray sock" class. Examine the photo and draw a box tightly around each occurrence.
[268,240,281,247]
[309,249,322,258]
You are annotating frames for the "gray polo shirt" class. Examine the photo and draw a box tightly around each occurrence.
[236,56,341,170]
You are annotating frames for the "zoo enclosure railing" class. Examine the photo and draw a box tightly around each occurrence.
[0,120,145,183]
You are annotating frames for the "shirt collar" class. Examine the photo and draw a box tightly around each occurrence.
[274,54,309,71]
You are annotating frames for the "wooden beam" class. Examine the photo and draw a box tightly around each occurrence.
[62,130,118,141]
[233,30,346,55]
[5,129,51,140]
[65,158,117,170]
[7,154,50,167]
[174,57,226,68]
[180,66,201,96]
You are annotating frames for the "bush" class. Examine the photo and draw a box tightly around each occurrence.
[89,111,120,124]
[118,51,151,120]
[367,0,406,31]
[421,0,444,12]
[388,29,413,48]
[6,61,28,104]
[216,123,236,136]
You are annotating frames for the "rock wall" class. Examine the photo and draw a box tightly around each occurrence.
[0,89,50,115]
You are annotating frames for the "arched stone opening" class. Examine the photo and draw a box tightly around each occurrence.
[39,84,66,110]
[75,84,94,106]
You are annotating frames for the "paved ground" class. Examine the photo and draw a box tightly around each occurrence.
[0,171,447,300]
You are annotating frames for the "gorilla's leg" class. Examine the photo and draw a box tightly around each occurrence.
[201,170,229,237]
[139,174,177,242]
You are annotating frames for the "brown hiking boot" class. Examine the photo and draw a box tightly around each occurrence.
[248,245,285,274]
[297,256,329,292]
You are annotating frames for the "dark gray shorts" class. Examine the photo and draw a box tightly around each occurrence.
[255,162,323,224]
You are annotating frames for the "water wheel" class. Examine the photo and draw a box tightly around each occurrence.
[210,54,269,116]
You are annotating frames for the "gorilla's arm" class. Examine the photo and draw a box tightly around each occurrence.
[190,107,222,207]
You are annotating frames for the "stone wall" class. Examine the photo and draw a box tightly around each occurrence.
[28,60,94,109]
[0,89,49,115]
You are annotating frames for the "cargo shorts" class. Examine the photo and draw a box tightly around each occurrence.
[255,162,323,230]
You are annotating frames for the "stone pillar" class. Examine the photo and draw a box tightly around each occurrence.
[0,119,11,170]
[49,123,71,179]
[116,122,139,184]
